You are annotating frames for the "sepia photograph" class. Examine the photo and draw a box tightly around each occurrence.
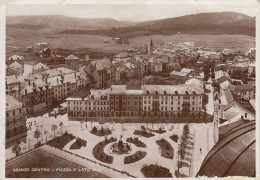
[2,0,259,178]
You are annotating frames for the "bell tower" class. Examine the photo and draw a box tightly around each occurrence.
[148,39,153,55]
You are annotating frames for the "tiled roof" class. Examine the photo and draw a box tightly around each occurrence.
[6,95,23,111]
[9,61,23,69]
[66,54,79,60]
[6,75,20,84]
[91,59,112,71]
[170,71,188,77]
[234,83,255,92]
[33,63,49,71]
[7,55,24,61]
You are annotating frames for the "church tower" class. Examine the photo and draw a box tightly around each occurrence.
[148,39,153,55]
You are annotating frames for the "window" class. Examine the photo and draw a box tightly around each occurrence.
[13,111,15,115]
[144,100,146,104]
[178,102,180,105]
[6,112,9,118]
[192,102,195,105]
[171,107,173,110]
[178,107,180,110]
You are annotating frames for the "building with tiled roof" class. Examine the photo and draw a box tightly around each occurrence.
[67,84,204,120]
[32,63,50,74]
[197,120,255,177]
[7,55,25,61]
[6,95,26,145]
[6,61,24,76]
[6,75,21,98]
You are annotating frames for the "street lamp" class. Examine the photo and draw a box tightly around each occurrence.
[40,125,43,142]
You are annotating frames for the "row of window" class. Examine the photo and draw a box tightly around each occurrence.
[6,116,23,125]
[6,109,23,117]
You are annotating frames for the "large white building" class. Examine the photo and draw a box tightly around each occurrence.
[66,84,204,120]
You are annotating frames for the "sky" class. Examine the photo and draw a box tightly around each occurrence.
[5,0,259,22]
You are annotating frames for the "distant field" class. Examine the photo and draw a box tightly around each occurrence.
[130,34,255,50]
[6,27,255,53]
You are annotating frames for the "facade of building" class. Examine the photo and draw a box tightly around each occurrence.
[67,84,203,120]
[6,95,27,144]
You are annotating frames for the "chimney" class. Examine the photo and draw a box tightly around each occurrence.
[245,113,247,119]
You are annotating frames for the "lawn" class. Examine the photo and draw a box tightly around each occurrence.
[126,137,146,148]
[156,139,174,159]
[124,151,147,164]
[46,132,75,149]
[69,137,87,150]
[134,130,155,138]
[6,26,255,53]
[92,137,117,164]
[169,134,179,143]
[90,126,112,137]
[141,164,173,178]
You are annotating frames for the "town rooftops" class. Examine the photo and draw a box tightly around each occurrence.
[185,78,203,89]
[66,54,80,60]
[7,55,25,61]
[91,59,112,71]
[142,85,203,95]
[6,75,20,85]
[233,82,255,92]
[33,63,49,71]
[8,61,23,69]
[42,67,75,77]
[6,95,23,111]
[234,62,249,68]
[180,68,195,74]
[170,71,188,77]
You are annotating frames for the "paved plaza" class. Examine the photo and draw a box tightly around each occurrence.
[6,113,214,178]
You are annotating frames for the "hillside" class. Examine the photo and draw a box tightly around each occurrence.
[6,15,135,29]
[57,12,256,37]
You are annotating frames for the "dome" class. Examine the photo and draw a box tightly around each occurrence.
[197,120,255,177]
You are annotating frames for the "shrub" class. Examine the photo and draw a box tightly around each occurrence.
[92,126,97,133]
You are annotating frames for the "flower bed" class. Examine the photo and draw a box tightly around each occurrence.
[124,151,147,164]
[151,128,166,134]
[70,137,87,150]
[93,137,117,164]
[46,132,75,149]
[169,134,179,143]
[90,126,112,137]
[156,138,174,159]
[126,137,146,148]
[141,164,173,177]
[134,130,154,138]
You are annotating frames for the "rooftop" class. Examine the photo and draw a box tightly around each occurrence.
[170,71,188,77]
[197,120,255,177]
[9,61,23,69]
[6,95,23,111]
